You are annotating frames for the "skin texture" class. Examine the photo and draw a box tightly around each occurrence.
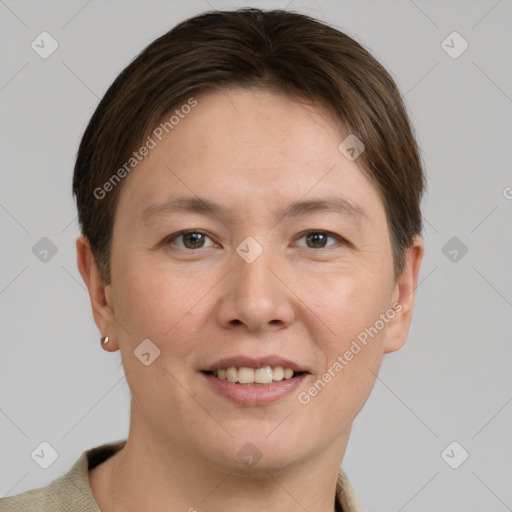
[78,88,423,512]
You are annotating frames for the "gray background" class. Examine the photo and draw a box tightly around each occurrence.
[1,0,511,510]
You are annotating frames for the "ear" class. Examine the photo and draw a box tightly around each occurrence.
[76,235,119,351]
[383,235,424,354]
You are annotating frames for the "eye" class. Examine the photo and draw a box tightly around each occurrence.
[294,231,344,249]
[164,230,216,250]
[163,230,345,251]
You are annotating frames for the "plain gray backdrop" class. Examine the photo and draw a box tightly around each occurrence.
[1,0,511,510]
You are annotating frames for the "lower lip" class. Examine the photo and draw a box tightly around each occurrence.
[202,372,308,406]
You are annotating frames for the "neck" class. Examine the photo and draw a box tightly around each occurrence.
[105,422,350,512]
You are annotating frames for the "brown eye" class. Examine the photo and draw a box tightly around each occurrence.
[295,231,341,249]
[165,231,215,250]
[306,232,328,248]
[182,232,206,249]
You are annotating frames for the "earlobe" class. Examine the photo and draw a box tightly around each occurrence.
[383,235,424,354]
[76,235,119,351]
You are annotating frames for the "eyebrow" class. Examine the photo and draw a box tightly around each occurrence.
[140,195,368,225]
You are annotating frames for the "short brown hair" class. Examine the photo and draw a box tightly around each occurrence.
[73,7,424,284]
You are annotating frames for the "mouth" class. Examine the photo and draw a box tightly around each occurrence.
[202,366,308,385]
[200,357,310,406]
[201,355,310,405]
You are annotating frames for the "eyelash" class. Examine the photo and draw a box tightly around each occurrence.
[163,230,346,250]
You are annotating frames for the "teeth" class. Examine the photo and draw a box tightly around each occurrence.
[226,366,237,382]
[283,368,294,379]
[238,367,255,384]
[272,366,284,381]
[212,366,299,384]
[254,367,272,384]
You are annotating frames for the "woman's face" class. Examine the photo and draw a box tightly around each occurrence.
[87,88,422,471]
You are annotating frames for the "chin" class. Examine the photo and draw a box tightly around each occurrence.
[195,428,311,475]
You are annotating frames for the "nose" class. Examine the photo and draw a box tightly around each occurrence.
[214,245,296,333]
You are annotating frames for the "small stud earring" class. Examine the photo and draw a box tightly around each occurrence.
[101,336,109,346]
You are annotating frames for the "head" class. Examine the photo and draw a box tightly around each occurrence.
[75,8,424,471]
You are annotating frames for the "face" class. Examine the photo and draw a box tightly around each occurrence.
[81,87,422,472]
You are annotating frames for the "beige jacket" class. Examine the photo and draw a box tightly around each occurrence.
[0,441,365,511]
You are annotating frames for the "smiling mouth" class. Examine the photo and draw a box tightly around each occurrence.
[202,366,307,385]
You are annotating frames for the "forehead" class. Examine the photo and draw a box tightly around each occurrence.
[115,87,385,226]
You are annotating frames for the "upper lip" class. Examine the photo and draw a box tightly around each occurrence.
[202,356,309,373]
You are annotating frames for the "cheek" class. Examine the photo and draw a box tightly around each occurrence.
[111,258,209,418]
[310,345,382,433]
[302,282,389,426]
[111,255,207,355]
[306,264,393,342]
[303,266,392,401]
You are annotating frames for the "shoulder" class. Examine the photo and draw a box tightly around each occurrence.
[336,466,366,512]
[0,455,90,512]
[0,441,126,512]
[0,483,68,512]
